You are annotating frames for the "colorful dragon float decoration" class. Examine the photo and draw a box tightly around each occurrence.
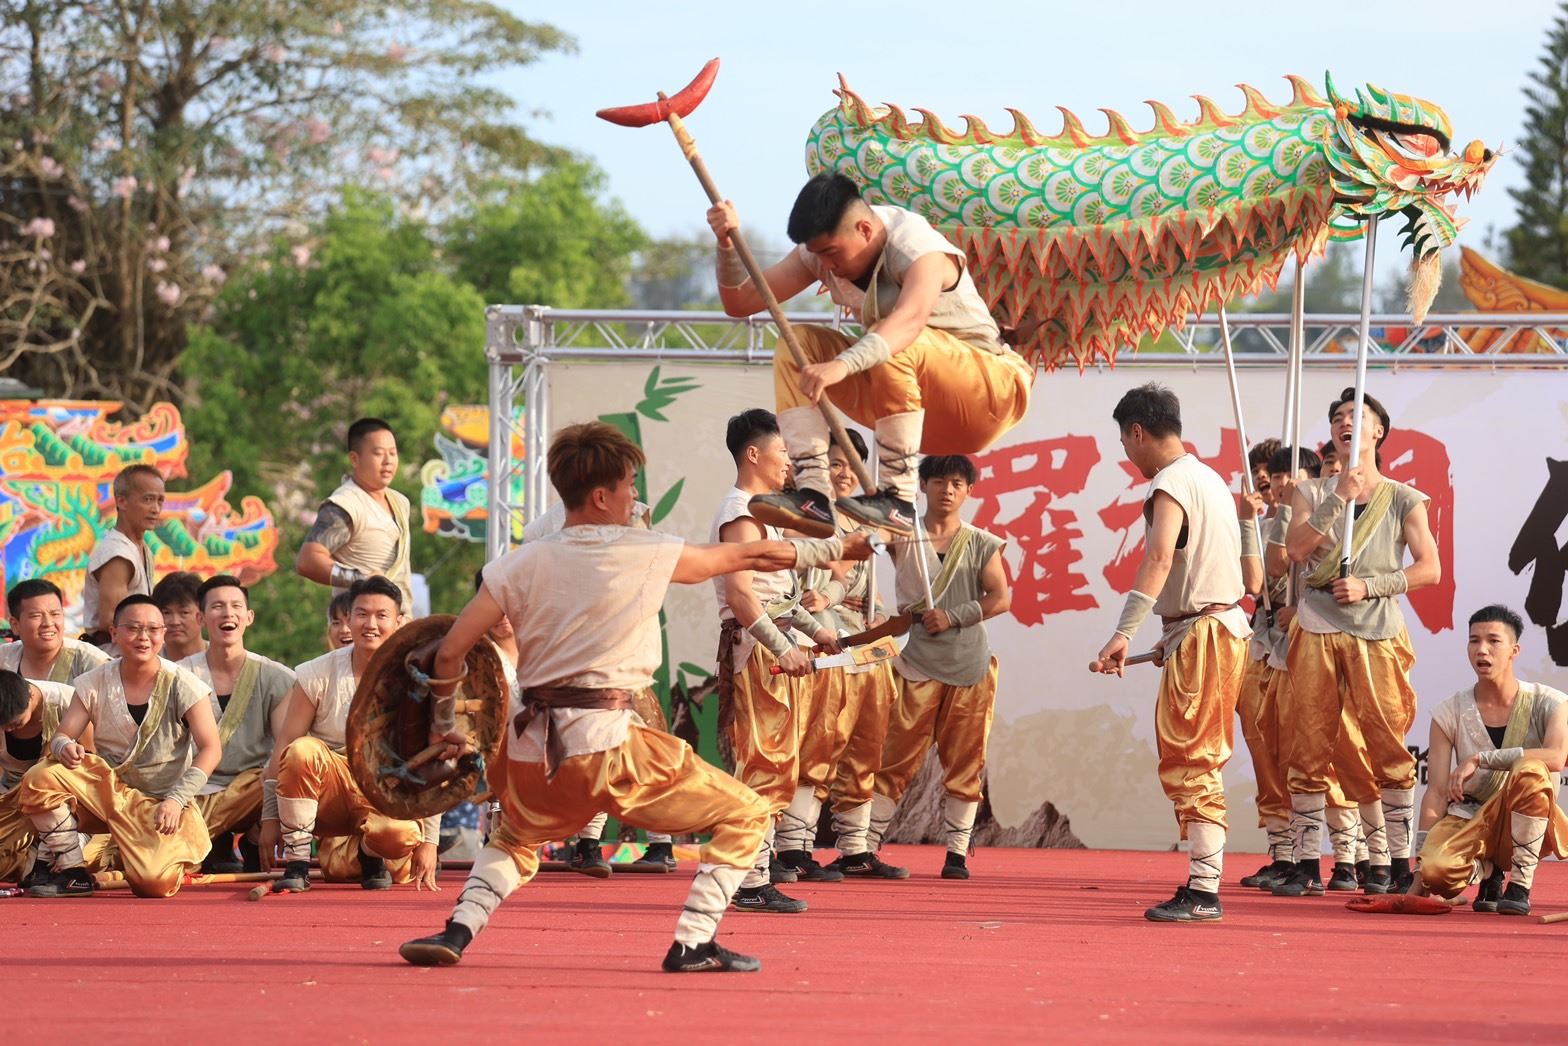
[0,401,279,628]
[806,74,1496,369]
[419,405,525,545]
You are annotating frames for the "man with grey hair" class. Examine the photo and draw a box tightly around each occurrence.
[82,464,164,640]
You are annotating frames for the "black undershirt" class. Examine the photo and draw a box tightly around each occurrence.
[4,731,42,761]
[216,693,232,712]
[127,702,148,725]
[1485,724,1507,748]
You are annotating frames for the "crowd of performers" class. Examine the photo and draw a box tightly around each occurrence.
[2,173,1565,973]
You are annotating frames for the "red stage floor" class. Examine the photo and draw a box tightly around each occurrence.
[8,845,1568,1043]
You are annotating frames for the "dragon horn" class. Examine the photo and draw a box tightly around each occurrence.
[1324,71,1346,108]
[1286,75,1326,108]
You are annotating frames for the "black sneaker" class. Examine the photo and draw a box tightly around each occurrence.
[836,490,916,536]
[769,860,799,885]
[776,849,845,882]
[1472,868,1505,913]
[360,853,394,890]
[569,838,612,879]
[399,920,474,966]
[1327,863,1360,892]
[1362,866,1393,895]
[828,852,910,880]
[1355,859,1370,887]
[631,842,677,872]
[1496,881,1531,916]
[25,866,95,898]
[747,489,837,538]
[941,852,971,880]
[1271,864,1324,897]
[18,851,48,892]
[661,939,762,973]
[1240,860,1294,889]
[732,884,808,914]
[1145,885,1223,923]
[273,860,311,893]
[1388,858,1414,896]
[238,837,262,874]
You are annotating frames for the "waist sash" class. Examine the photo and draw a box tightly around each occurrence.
[515,685,636,779]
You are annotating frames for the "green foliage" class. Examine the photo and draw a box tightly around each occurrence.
[1505,1,1568,288]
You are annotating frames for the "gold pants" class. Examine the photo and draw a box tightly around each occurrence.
[1282,625,1418,795]
[486,724,768,882]
[875,658,999,804]
[779,326,1032,455]
[0,787,32,882]
[798,667,865,793]
[318,835,416,884]
[830,664,897,810]
[277,737,422,860]
[728,642,801,814]
[1418,759,1568,897]
[1155,618,1247,832]
[194,767,264,838]
[1245,662,1369,824]
[18,755,210,897]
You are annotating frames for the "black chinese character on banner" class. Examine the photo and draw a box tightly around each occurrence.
[1508,458,1568,667]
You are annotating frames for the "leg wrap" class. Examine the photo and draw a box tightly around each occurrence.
[1326,805,1359,865]
[1186,820,1225,895]
[779,406,833,500]
[1380,787,1415,860]
[276,796,318,864]
[1359,800,1389,866]
[1510,811,1547,890]
[450,845,526,937]
[740,821,774,890]
[775,785,821,854]
[674,863,748,948]
[873,411,923,503]
[578,811,608,842]
[833,800,872,857]
[1355,816,1369,864]
[942,795,980,856]
[28,805,84,870]
[646,832,674,846]
[868,793,898,853]
[1288,793,1325,863]
[1264,816,1292,863]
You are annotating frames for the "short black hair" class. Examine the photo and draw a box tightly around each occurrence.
[1248,438,1282,470]
[327,590,354,622]
[831,429,869,463]
[0,670,31,729]
[1469,604,1525,642]
[197,574,248,611]
[113,593,161,623]
[919,455,979,485]
[152,571,202,611]
[7,578,64,619]
[725,408,779,463]
[1267,445,1322,478]
[1328,388,1391,448]
[347,417,395,454]
[1318,439,1338,460]
[787,172,867,244]
[1112,383,1182,439]
[348,575,403,614]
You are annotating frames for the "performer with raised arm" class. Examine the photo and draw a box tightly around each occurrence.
[3,580,111,683]
[1093,384,1250,923]
[397,421,871,973]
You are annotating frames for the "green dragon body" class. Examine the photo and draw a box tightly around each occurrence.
[805,75,1494,369]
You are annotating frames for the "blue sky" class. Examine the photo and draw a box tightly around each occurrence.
[495,0,1557,274]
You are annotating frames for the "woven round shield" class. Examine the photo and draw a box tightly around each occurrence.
[346,615,507,821]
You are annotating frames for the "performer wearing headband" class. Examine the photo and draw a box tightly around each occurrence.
[1280,389,1440,897]
[1094,384,1249,922]
[1412,606,1568,916]
[398,421,871,972]
[18,595,221,897]
[869,455,1009,880]
[3,580,111,682]
[0,671,79,884]
[708,172,1032,537]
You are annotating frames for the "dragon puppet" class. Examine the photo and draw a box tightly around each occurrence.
[805,74,1496,370]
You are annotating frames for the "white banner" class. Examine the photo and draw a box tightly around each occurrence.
[549,359,1568,850]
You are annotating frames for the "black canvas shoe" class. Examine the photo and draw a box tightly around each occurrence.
[1472,868,1505,913]
[25,866,94,898]
[768,860,798,885]
[359,853,394,890]
[1355,859,1371,887]
[1362,866,1394,895]
[399,920,473,966]
[1145,885,1223,923]
[1271,863,1325,897]
[828,852,910,880]
[569,838,612,879]
[1389,858,1414,896]
[776,849,844,882]
[631,842,677,872]
[662,938,762,973]
[732,884,807,914]
[747,489,837,538]
[836,490,916,536]
[941,852,971,880]
[1240,860,1294,889]
[1496,881,1532,916]
[1327,863,1360,892]
[273,860,311,893]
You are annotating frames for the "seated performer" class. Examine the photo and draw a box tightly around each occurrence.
[261,576,438,893]
[325,591,354,651]
[0,670,80,884]
[3,579,111,682]
[1094,384,1250,923]
[153,571,207,663]
[398,421,870,972]
[19,595,221,897]
[869,455,1010,880]
[709,172,1033,536]
[177,575,295,873]
[1412,605,1568,915]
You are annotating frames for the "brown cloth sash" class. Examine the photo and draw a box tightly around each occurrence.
[1160,602,1241,630]
[714,614,794,743]
[515,685,636,780]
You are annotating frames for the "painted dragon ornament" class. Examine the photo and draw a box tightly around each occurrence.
[805,74,1496,369]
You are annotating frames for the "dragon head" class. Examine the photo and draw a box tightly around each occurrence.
[1323,73,1497,320]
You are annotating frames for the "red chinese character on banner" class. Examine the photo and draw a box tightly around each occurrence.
[970,436,1100,625]
[1382,429,1455,633]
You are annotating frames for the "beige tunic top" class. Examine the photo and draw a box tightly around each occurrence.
[178,650,296,790]
[795,205,1007,354]
[0,680,74,789]
[482,526,684,763]
[1146,455,1250,651]
[711,487,808,670]
[1295,477,1428,641]
[1258,509,1296,670]
[81,528,154,630]
[1431,683,1566,819]
[292,646,359,752]
[894,522,1005,687]
[72,658,211,798]
[0,637,111,684]
[324,479,413,609]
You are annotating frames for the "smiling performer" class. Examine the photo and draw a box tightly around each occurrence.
[398,421,868,972]
[1280,389,1440,897]
[708,173,1032,537]
[1094,384,1250,923]
[3,580,111,683]
[1412,606,1568,916]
